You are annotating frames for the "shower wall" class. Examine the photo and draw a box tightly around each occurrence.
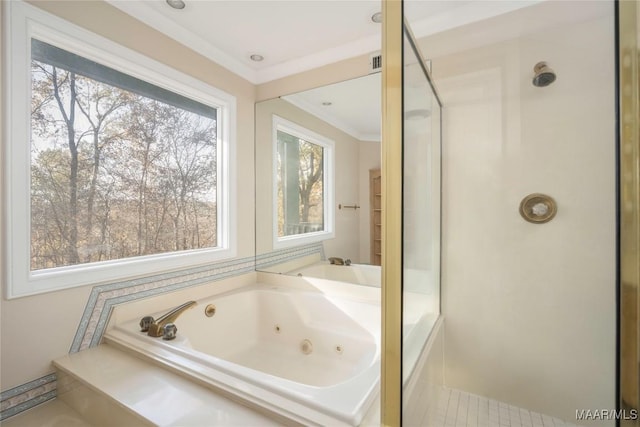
[421,2,616,424]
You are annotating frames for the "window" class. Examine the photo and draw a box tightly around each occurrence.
[273,116,334,248]
[4,2,236,297]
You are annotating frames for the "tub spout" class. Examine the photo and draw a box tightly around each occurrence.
[143,301,197,338]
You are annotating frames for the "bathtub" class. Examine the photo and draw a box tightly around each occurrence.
[287,262,381,287]
[104,284,380,426]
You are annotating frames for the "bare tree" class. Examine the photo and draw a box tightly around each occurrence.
[30,59,219,269]
[298,141,323,224]
[74,78,130,260]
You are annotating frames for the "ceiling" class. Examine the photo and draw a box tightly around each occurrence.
[105,0,545,141]
[283,73,382,142]
[106,1,609,141]
[107,0,542,85]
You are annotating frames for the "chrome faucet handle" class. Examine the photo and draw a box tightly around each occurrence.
[139,316,155,332]
[162,323,178,340]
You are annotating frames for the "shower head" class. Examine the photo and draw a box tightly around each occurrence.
[532,61,556,87]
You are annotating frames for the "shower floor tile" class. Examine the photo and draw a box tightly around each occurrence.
[434,388,580,427]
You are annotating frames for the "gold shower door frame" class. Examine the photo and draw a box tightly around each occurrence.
[380,0,403,425]
[381,0,441,424]
[619,0,639,425]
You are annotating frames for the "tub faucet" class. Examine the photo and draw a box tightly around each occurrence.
[140,301,197,338]
[328,257,351,266]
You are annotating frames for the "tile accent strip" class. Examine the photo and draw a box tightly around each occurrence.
[70,255,256,353]
[0,374,57,421]
[72,242,324,353]
[255,242,324,269]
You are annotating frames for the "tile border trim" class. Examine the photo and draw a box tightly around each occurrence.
[71,241,323,352]
[0,374,57,421]
[255,242,324,269]
[69,255,256,353]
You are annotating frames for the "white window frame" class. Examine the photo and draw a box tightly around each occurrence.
[3,1,237,298]
[272,115,335,249]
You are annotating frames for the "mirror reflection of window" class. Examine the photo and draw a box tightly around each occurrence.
[272,115,334,248]
[276,130,325,237]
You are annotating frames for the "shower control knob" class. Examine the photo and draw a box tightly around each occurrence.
[162,323,178,340]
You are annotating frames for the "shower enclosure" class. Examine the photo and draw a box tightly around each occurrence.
[380,0,639,425]
[400,29,441,386]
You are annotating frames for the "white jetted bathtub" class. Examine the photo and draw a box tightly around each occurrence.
[104,284,380,426]
[287,262,381,287]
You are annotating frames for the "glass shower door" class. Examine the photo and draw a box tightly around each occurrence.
[401,27,442,387]
[380,0,442,423]
[401,25,443,425]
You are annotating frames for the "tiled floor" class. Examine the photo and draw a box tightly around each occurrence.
[435,388,580,427]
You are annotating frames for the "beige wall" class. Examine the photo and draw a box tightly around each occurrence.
[0,0,256,391]
[423,2,616,423]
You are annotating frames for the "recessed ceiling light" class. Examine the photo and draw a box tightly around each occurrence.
[322,102,333,106]
[250,54,264,62]
[166,0,185,9]
[371,12,382,23]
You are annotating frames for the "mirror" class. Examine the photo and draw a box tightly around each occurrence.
[255,73,381,286]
